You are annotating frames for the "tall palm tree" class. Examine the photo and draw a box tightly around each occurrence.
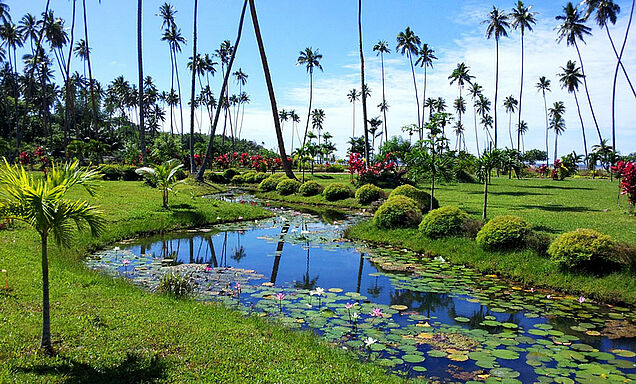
[188,0,199,173]
[396,27,421,134]
[517,120,528,153]
[556,2,602,143]
[0,22,23,149]
[476,94,493,146]
[81,0,99,138]
[373,40,390,141]
[159,3,177,135]
[289,110,300,154]
[448,62,474,140]
[138,0,146,162]
[347,88,360,138]
[503,95,518,149]
[0,160,105,353]
[468,83,483,154]
[483,6,510,148]
[358,0,370,164]
[17,14,37,55]
[415,43,437,128]
[559,60,589,158]
[162,24,187,138]
[549,101,567,162]
[297,47,323,148]
[511,1,536,152]
[536,76,552,167]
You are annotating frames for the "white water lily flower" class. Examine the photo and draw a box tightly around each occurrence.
[113,247,120,252]
[315,287,325,296]
[301,230,310,235]
[351,312,360,320]
[364,337,377,347]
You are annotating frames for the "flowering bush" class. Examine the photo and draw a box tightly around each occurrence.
[612,161,636,211]
[19,151,31,165]
[348,152,399,186]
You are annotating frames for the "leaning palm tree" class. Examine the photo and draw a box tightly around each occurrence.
[138,0,146,163]
[468,83,483,154]
[0,159,105,353]
[549,101,567,163]
[483,6,510,149]
[188,0,199,173]
[0,22,23,148]
[396,27,422,134]
[373,40,390,141]
[347,88,360,138]
[415,43,437,128]
[136,159,184,208]
[297,47,323,148]
[503,95,518,149]
[448,62,474,139]
[559,60,589,158]
[511,1,536,152]
[357,0,370,164]
[81,0,99,136]
[556,2,602,143]
[536,76,552,167]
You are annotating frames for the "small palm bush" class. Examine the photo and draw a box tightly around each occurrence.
[373,195,422,229]
[157,272,197,298]
[258,176,281,192]
[548,229,616,270]
[419,206,470,238]
[389,185,439,213]
[276,179,301,195]
[476,215,532,249]
[323,183,352,201]
[298,181,323,196]
[355,184,385,205]
[135,159,184,208]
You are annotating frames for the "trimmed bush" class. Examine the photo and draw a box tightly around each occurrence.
[223,168,240,180]
[389,185,439,213]
[373,195,422,229]
[254,173,269,183]
[476,215,532,250]
[101,165,123,181]
[242,171,258,183]
[298,181,323,197]
[276,178,301,195]
[258,176,280,192]
[419,206,470,238]
[231,174,244,184]
[323,183,353,201]
[204,170,227,184]
[355,184,385,205]
[548,229,616,270]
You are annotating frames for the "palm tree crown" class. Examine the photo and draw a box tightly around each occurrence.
[415,43,436,69]
[297,47,323,74]
[484,6,511,41]
[556,2,592,46]
[511,1,537,33]
[558,60,583,93]
[396,27,420,56]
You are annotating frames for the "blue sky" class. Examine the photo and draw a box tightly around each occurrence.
[8,0,636,157]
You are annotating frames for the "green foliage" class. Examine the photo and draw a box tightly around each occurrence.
[389,185,439,213]
[276,179,301,195]
[476,215,532,250]
[242,171,258,184]
[254,173,269,183]
[298,181,324,197]
[157,273,197,298]
[455,169,476,184]
[548,229,616,270]
[101,165,125,181]
[223,168,240,181]
[419,206,470,239]
[373,195,422,229]
[522,149,548,165]
[204,170,226,184]
[355,184,385,205]
[151,134,183,163]
[258,176,281,192]
[135,160,185,208]
[231,174,245,184]
[323,183,353,201]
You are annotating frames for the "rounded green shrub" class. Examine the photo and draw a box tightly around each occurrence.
[101,165,123,181]
[389,185,439,213]
[373,195,422,229]
[355,184,385,205]
[419,206,470,238]
[323,183,353,201]
[476,215,532,249]
[254,173,269,183]
[231,174,244,184]
[258,176,280,192]
[223,168,240,180]
[298,181,323,197]
[204,170,226,184]
[242,171,258,183]
[548,229,616,270]
[276,178,301,195]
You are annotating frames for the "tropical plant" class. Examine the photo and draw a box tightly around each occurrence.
[468,83,484,154]
[476,148,502,220]
[476,215,532,250]
[373,40,390,141]
[135,159,184,208]
[419,206,470,239]
[357,0,371,164]
[297,47,323,148]
[415,43,437,128]
[558,60,588,157]
[548,228,616,270]
[396,27,422,135]
[0,159,105,353]
[536,76,552,166]
[503,95,518,149]
[355,184,385,205]
[323,183,352,201]
[549,101,567,163]
[373,195,422,229]
[448,62,474,141]
[347,88,360,138]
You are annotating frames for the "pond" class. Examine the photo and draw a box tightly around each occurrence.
[86,193,636,383]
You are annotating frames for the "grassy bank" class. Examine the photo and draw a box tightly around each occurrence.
[345,221,636,306]
[0,180,413,383]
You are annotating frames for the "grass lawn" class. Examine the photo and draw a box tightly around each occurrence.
[0,180,416,384]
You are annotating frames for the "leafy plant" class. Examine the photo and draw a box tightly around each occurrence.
[258,176,281,192]
[548,229,616,271]
[276,179,301,195]
[298,181,323,197]
[323,183,352,201]
[157,272,197,298]
[389,185,438,213]
[373,195,422,229]
[135,159,185,208]
[419,206,470,239]
[476,215,532,250]
[355,184,385,205]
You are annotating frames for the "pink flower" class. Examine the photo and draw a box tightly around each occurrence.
[276,293,286,301]
[122,259,130,266]
[546,295,552,299]
[530,288,535,293]
[238,216,244,220]
[345,302,354,310]
[205,265,212,272]
[578,296,585,303]
[370,308,383,318]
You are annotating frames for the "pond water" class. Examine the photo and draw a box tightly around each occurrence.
[86,193,636,383]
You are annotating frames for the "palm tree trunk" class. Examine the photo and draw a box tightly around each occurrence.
[543,91,549,167]
[196,0,248,181]
[517,30,524,152]
[358,0,370,165]
[352,100,355,138]
[381,52,388,142]
[554,134,559,166]
[138,0,146,164]
[302,71,313,148]
[39,234,52,353]
[9,51,18,150]
[482,177,488,220]
[248,0,295,179]
[606,26,636,98]
[169,49,175,135]
[574,41,602,143]
[508,113,514,149]
[189,0,199,174]
[494,39,499,148]
[174,54,185,140]
[82,0,99,139]
[473,101,480,155]
[408,52,421,139]
[64,0,77,151]
[422,66,427,128]
[573,92,588,158]
[612,0,635,153]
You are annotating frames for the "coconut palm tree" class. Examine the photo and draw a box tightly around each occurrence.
[517,120,528,153]
[162,24,187,138]
[415,43,437,128]
[373,40,390,141]
[483,6,510,148]
[453,98,466,151]
[297,47,323,149]
[511,1,536,152]
[138,0,146,163]
[311,108,326,152]
[136,160,184,208]
[357,0,370,164]
[368,117,383,152]
[188,0,199,173]
[559,60,589,158]
[0,160,105,353]
[289,109,300,154]
[0,22,23,149]
[549,101,567,162]
[503,95,518,149]
[80,0,99,137]
[0,1,10,26]
[477,149,501,219]
[476,94,493,146]
[448,62,474,139]
[556,2,602,143]
[347,88,360,138]
[536,76,552,167]
[468,83,483,154]
[17,13,38,55]
[396,27,422,133]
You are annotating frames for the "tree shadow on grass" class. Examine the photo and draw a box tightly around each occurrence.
[17,353,167,384]
[521,204,598,213]
[312,175,334,180]
[532,225,560,234]
[522,184,594,191]
[488,191,544,197]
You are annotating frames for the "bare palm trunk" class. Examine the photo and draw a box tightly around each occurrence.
[573,92,588,158]
[543,91,549,167]
[169,49,175,135]
[422,66,427,128]
[408,52,421,139]
[473,100,480,155]
[482,178,488,220]
[554,134,559,166]
[574,41,602,143]
[612,0,635,153]
[358,0,370,165]
[302,71,313,148]
[494,39,499,148]
[64,0,77,150]
[517,30,524,152]
[381,52,388,142]
[508,113,514,149]
[82,0,99,139]
[174,54,185,140]
[352,100,355,138]
[39,235,52,353]
[606,26,636,98]
[138,0,146,164]
[189,0,198,174]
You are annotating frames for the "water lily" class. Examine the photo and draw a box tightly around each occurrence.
[276,292,285,312]
[276,292,285,301]
[546,295,552,299]
[351,312,360,321]
[216,216,221,220]
[315,287,324,296]
[579,296,586,303]
[113,246,120,252]
[238,216,243,220]
[364,337,377,348]
[370,308,383,318]
[122,259,130,266]
[204,265,212,272]
[530,287,535,293]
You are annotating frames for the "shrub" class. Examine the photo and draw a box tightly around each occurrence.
[101,165,123,181]
[298,181,323,197]
[548,229,616,270]
[120,165,140,181]
[325,164,345,173]
[323,183,353,201]
[355,184,385,205]
[223,168,240,180]
[373,195,422,229]
[476,215,532,250]
[455,169,476,184]
[231,174,244,184]
[204,170,226,184]
[242,171,258,183]
[254,172,269,183]
[524,232,553,256]
[389,185,439,213]
[157,272,197,298]
[258,176,281,192]
[276,178,301,195]
[419,206,470,238]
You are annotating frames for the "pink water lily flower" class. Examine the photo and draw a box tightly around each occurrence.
[276,293,286,301]
[546,295,552,299]
[238,216,244,220]
[122,259,130,266]
[345,302,354,310]
[205,266,213,272]
[578,296,586,303]
[370,308,383,318]
[530,288,535,293]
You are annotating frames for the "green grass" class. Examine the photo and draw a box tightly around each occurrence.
[0,180,416,384]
